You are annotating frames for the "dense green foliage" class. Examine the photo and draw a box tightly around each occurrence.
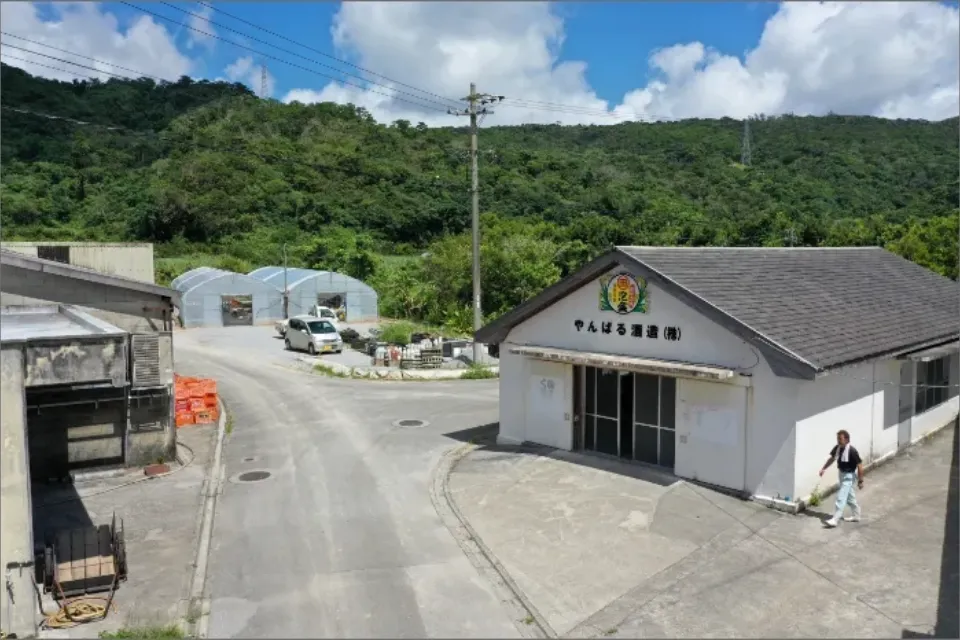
[1,63,957,332]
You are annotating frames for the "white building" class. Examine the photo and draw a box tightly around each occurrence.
[476,247,959,506]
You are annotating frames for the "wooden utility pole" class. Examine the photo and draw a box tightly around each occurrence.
[449,84,502,363]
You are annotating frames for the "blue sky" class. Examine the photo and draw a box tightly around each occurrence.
[7,2,959,124]
[91,1,779,106]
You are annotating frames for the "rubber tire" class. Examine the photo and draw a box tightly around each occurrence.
[284,339,291,351]
[308,344,317,356]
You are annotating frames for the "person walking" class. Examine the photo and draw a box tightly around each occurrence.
[818,429,864,527]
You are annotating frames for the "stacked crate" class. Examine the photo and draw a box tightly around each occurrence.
[174,374,219,427]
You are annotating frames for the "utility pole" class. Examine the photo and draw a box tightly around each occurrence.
[281,242,289,319]
[741,117,752,166]
[260,63,268,99]
[449,84,503,363]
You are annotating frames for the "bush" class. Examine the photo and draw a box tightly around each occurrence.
[460,364,498,380]
[379,321,417,346]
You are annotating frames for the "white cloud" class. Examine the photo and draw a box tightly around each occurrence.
[224,55,275,98]
[185,4,216,51]
[283,1,959,125]
[0,2,193,83]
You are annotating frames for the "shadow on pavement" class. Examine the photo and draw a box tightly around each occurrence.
[901,418,959,640]
[444,422,499,445]
[445,422,676,488]
[31,481,96,548]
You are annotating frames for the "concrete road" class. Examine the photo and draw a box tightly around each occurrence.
[174,327,519,638]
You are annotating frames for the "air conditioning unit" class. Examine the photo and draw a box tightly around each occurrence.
[130,334,161,388]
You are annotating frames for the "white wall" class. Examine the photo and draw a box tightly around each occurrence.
[790,355,960,503]
[507,270,757,370]
[497,351,572,449]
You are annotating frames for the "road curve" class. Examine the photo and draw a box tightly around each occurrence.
[175,327,519,638]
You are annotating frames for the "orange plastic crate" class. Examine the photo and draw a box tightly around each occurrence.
[175,412,194,427]
[203,393,218,408]
[188,398,206,411]
[175,399,190,413]
[193,410,216,424]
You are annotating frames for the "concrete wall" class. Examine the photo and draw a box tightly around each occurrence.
[1,242,155,283]
[0,346,37,639]
[128,390,176,466]
[23,337,127,388]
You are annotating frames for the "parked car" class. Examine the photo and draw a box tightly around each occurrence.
[284,316,343,355]
[275,305,339,337]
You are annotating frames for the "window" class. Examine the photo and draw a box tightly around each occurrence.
[915,355,952,414]
[37,245,70,264]
[307,320,337,334]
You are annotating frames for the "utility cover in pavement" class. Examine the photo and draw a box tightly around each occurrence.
[237,471,271,482]
[393,419,429,428]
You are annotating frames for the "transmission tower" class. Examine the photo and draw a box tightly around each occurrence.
[741,117,752,166]
[260,63,268,99]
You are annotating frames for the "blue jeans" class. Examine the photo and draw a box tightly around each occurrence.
[833,472,860,519]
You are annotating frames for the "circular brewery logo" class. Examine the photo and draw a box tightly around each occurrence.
[604,273,645,315]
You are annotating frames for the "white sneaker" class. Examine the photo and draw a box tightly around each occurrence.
[824,517,839,528]
[843,514,861,522]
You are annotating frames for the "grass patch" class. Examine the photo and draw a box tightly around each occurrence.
[99,625,185,640]
[460,363,498,380]
[314,362,348,378]
[523,615,535,625]
[807,484,822,507]
[224,410,234,436]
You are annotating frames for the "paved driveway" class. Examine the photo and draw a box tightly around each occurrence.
[175,327,519,638]
[449,422,959,638]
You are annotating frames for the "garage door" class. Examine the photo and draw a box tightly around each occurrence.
[676,379,747,492]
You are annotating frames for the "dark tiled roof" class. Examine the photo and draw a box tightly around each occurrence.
[618,246,960,369]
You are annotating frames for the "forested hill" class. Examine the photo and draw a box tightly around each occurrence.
[1,62,957,294]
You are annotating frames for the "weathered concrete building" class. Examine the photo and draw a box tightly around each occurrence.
[0,241,155,284]
[0,250,178,638]
[478,247,959,509]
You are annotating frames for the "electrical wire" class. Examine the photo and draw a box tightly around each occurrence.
[0,32,174,83]
[0,43,144,82]
[121,2,452,114]
[0,52,97,81]
[193,0,464,110]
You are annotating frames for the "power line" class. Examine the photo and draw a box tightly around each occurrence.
[0,42,147,82]
[0,52,98,81]
[194,0,463,110]
[124,2,452,114]
[0,32,174,83]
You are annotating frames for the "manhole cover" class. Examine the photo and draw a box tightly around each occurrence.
[393,419,429,429]
[237,471,271,482]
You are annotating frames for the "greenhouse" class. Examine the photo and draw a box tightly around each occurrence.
[174,268,284,328]
[248,267,379,322]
